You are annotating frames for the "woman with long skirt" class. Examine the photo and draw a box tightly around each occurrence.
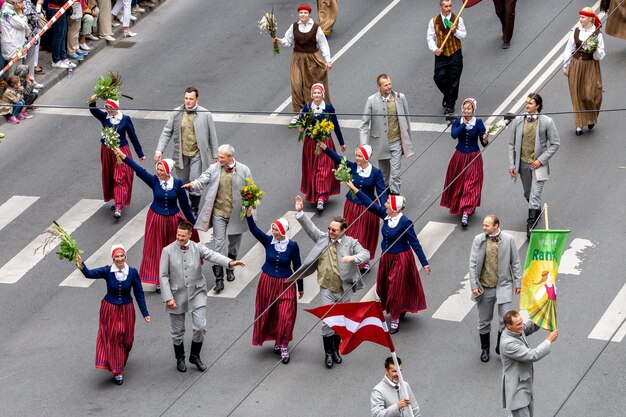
[319,141,386,272]
[246,207,302,364]
[440,98,488,228]
[113,148,197,290]
[298,83,345,212]
[76,245,150,385]
[346,182,431,334]
[89,95,145,219]
[601,0,626,40]
[562,8,605,136]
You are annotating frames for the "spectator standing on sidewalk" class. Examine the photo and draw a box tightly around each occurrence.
[1,0,29,77]
[79,0,99,50]
[97,0,115,41]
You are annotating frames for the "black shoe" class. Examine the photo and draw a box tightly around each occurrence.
[273,344,282,356]
[213,279,224,293]
[480,333,490,362]
[323,336,334,368]
[575,128,583,136]
[502,41,510,49]
[280,346,290,364]
[399,312,407,320]
[316,200,324,213]
[331,334,342,364]
[359,263,371,275]
[114,373,124,385]
[444,106,454,115]
[155,284,161,294]
[174,343,187,372]
[225,269,235,282]
[588,124,595,130]
[110,205,116,211]
[113,210,122,219]
[390,319,399,334]
[189,195,201,219]
[481,348,490,362]
[442,98,448,108]
[189,341,207,371]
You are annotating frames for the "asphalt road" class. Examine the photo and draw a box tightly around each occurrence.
[1,0,625,416]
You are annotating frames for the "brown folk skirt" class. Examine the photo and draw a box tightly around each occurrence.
[567,58,602,128]
[290,51,330,113]
[606,0,626,40]
[317,0,338,35]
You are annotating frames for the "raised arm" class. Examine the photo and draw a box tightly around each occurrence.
[451,117,465,139]
[122,153,155,186]
[246,215,272,246]
[355,189,386,219]
[88,100,107,124]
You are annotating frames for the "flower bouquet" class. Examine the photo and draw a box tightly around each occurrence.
[240,178,265,219]
[333,157,355,196]
[91,71,122,101]
[102,127,121,164]
[309,116,335,154]
[36,221,84,269]
[487,119,506,136]
[259,9,279,55]
[288,108,314,142]
[580,34,599,54]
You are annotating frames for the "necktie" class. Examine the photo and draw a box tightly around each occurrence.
[444,17,452,28]
[490,235,501,243]
[186,109,196,115]
[527,116,536,123]
[225,165,235,173]
[181,245,189,250]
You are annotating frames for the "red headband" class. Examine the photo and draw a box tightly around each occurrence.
[390,195,402,212]
[297,4,312,12]
[111,246,125,258]
[357,146,371,161]
[579,9,601,29]
[272,221,286,236]
[104,99,119,110]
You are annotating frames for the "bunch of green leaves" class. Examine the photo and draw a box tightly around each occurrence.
[333,157,355,196]
[288,109,314,142]
[36,221,83,269]
[102,127,121,164]
[487,119,505,135]
[92,71,122,101]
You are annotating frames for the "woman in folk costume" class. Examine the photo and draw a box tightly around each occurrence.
[601,0,626,40]
[319,141,387,273]
[89,95,144,219]
[346,183,431,334]
[562,8,605,136]
[528,271,557,330]
[440,98,488,228]
[246,208,302,364]
[299,83,345,212]
[113,148,197,290]
[75,245,150,385]
[274,4,333,115]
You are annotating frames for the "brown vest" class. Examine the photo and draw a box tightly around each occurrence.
[572,28,595,61]
[293,21,320,53]
[434,14,462,57]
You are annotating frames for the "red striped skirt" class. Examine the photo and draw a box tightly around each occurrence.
[95,300,135,374]
[440,150,483,215]
[252,272,297,348]
[343,199,379,261]
[101,144,134,209]
[140,209,199,284]
[300,135,340,204]
[377,250,427,319]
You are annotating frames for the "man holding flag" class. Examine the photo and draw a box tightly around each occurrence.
[371,356,421,417]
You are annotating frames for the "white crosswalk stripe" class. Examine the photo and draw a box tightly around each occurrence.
[0,196,40,232]
[588,283,626,342]
[431,230,527,322]
[0,199,105,284]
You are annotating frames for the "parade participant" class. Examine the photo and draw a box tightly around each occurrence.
[319,141,387,273]
[347,182,431,334]
[493,0,517,49]
[290,195,369,368]
[298,83,345,212]
[155,87,220,217]
[273,3,333,115]
[426,0,467,115]
[183,144,253,293]
[113,148,197,290]
[507,93,560,237]
[601,0,626,40]
[75,245,150,386]
[371,357,421,417]
[159,222,244,373]
[562,7,605,136]
[89,95,145,220]
[359,74,414,195]
[317,0,338,35]
[501,310,558,417]
[246,207,302,364]
[469,214,522,363]
[440,97,488,228]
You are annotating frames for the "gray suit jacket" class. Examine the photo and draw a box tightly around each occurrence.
[500,320,552,411]
[156,105,219,170]
[286,214,370,293]
[469,232,522,304]
[359,91,414,160]
[192,161,253,234]
[508,114,560,181]
[159,240,231,314]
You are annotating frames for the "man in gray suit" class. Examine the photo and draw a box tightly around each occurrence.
[501,309,558,417]
[183,144,253,293]
[359,74,414,195]
[469,214,522,363]
[289,195,370,368]
[155,87,220,217]
[371,356,421,417]
[508,92,560,237]
[159,222,244,372]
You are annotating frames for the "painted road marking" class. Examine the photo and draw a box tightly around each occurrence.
[558,238,594,275]
[588,283,626,343]
[0,196,39,232]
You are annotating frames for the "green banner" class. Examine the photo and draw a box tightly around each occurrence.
[520,230,570,331]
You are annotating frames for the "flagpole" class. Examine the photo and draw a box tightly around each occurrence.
[390,351,410,405]
[543,203,549,230]
[439,0,469,51]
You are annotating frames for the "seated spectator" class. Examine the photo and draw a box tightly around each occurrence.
[0,75,32,123]
[79,0,99,50]
[1,0,29,77]
[14,64,38,107]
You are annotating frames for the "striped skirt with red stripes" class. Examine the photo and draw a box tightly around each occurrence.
[252,272,297,348]
[300,135,341,204]
[440,150,483,215]
[139,210,199,284]
[377,250,427,319]
[95,300,135,374]
[343,199,379,261]
[101,144,134,209]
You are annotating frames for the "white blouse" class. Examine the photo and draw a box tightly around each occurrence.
[563,25,605,67]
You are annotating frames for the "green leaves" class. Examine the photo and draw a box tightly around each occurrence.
[36,221,84,269]
[92,71,122,101]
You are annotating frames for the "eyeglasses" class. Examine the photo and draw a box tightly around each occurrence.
[327,226,341,233]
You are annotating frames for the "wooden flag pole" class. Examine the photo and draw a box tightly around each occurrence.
[391,351,410,407]
[439,0,469,51]
[543,203,549,230]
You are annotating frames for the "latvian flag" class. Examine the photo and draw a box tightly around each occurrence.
[306,301,395,354]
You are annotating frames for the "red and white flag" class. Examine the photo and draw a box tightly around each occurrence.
[465,0,483,7]
[305,301,395,354]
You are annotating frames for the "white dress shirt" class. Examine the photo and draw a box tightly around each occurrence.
[271,236,290,253]
[110,264,129,281]
[356,163,372,178]
[385,213,403,229]
[311,101,326,114]
[280,19,332,62]
[563,25,605,67]
[426,13,467,52]
[160,176,174,191]
[106,112,123,126]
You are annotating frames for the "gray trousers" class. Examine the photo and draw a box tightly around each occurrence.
[169,306,206,345]
[477,287,512,334]
[320,287,351,336]
[174,153,203,197]
[377,140,403,195]
[519,162,545,210]
[211,214,242,265]
[510,400,533,417]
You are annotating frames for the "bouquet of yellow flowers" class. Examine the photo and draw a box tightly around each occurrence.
[240,178,265,219]
[309,116,335,154]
